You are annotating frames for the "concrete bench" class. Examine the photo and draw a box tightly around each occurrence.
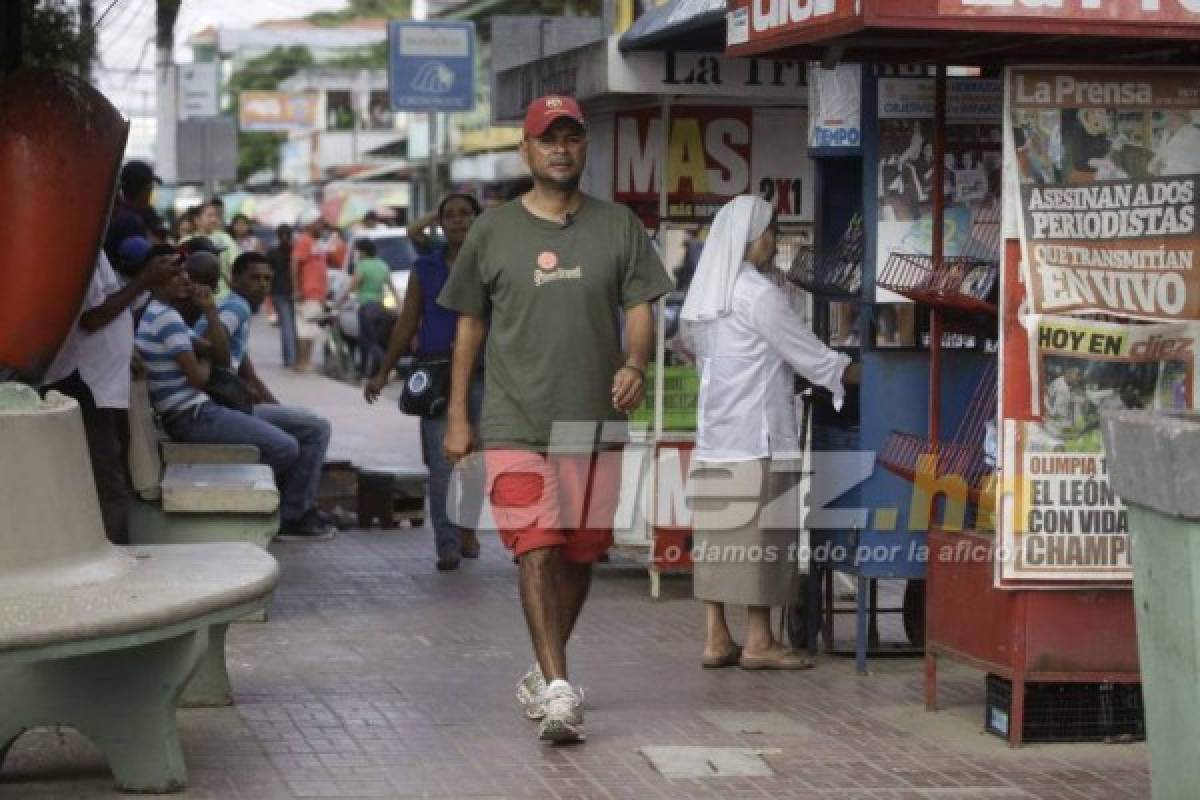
[160,440,259,465]
[0,386,279,793]
[127,379,280,550]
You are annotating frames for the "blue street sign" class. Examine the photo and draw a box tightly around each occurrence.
[387,21,476,112]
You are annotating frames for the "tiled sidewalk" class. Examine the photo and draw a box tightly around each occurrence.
[0,319,1151,799]
[0,529,1150,799]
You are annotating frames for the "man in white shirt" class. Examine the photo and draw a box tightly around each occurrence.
[42,248,178,542]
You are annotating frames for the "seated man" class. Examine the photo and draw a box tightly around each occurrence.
[135,264,333,541]
[193,251,335,540]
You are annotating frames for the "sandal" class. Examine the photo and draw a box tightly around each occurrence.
[739,649,814,671]
[702,644,743,669]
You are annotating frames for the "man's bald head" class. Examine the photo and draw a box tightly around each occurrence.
[184,251,220,292]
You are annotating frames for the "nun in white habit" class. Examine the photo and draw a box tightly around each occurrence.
[683,195,855,670]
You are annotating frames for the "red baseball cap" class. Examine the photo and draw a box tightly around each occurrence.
[523,95,586,137]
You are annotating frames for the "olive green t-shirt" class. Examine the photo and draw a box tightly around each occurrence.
[438,195,672,451]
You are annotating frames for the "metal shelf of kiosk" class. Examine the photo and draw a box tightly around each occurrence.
[876,356,998,509]
[876,252,998,316]
[877,430,996,509]
[787,214,864,300]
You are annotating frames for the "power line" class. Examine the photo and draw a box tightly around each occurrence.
[94,0,123,29]
[99,0,150,51]
[122,36,155,86]
[94,66,154,74]
[98,0,142,45]
[95,0,149,69]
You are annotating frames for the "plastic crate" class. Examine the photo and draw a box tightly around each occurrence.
[985,674,1145,743]
[317,460,357,513]
[628,365,699,431]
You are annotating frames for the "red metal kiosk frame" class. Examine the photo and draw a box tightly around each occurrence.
[726,0,1200,745]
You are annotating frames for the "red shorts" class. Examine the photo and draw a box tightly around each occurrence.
[485,449,622,563]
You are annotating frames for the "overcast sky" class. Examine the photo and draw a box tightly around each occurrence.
[95,0,349,159]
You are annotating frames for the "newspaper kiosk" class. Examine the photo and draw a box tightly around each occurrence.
[727,0,1200,744]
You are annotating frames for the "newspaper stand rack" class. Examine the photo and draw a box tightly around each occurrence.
[788,213,865,300]
[877,358,998,510]
[876,252,998,316]
[876,205,1001,319]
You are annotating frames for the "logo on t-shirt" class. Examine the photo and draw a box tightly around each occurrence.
[537,251,558,272]
[532,266,583,287]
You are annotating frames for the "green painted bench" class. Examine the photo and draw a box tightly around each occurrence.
[0,386,279,793]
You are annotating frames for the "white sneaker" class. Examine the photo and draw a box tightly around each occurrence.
[516,664,548,720]
[537,681,585,743]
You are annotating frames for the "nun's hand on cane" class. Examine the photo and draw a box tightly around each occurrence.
[612,363,646,412]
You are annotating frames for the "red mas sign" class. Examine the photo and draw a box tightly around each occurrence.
[938,0,1200,22]
[613,106,813,225]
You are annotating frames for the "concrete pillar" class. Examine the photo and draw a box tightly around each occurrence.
[155,0,181,183]
[1103,410,1200,800]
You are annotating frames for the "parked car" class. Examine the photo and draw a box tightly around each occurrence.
[341,226,420,310]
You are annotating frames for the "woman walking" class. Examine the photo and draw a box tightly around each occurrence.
[682,195,856,670]
[363,194,484,571]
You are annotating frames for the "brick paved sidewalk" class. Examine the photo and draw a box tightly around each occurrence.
[0,530,1150,799]
[0,320,1151,799]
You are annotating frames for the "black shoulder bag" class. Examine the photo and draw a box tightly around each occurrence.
[398,357,451,418]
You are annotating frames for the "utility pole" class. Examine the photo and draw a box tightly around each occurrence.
[155,0,182,183]
[412,0,437,213]
[78,0,94,82]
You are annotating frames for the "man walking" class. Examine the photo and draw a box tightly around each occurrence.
[267,224,298,367]
[290,215,345,372]
[440,95,673,743]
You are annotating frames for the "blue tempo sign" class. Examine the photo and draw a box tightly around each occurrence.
[811,126,861,148]
[387,21,475,112]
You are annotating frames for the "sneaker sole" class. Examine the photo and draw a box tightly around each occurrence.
[538,717,585,743]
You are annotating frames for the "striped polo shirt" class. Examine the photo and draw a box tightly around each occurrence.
[135,299,208,414]
[194,291,252,369]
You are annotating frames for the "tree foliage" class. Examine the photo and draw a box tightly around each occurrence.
[227,45,316,94]
[23,0,96,73]
[325,40,389,70]
[306,0,411,27]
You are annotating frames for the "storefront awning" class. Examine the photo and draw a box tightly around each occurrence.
[727,0,1200,63]
[618,0,727,52]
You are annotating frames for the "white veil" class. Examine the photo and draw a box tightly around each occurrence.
[679,195,774,322]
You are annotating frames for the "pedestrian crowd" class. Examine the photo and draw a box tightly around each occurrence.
[45,93,855,750]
